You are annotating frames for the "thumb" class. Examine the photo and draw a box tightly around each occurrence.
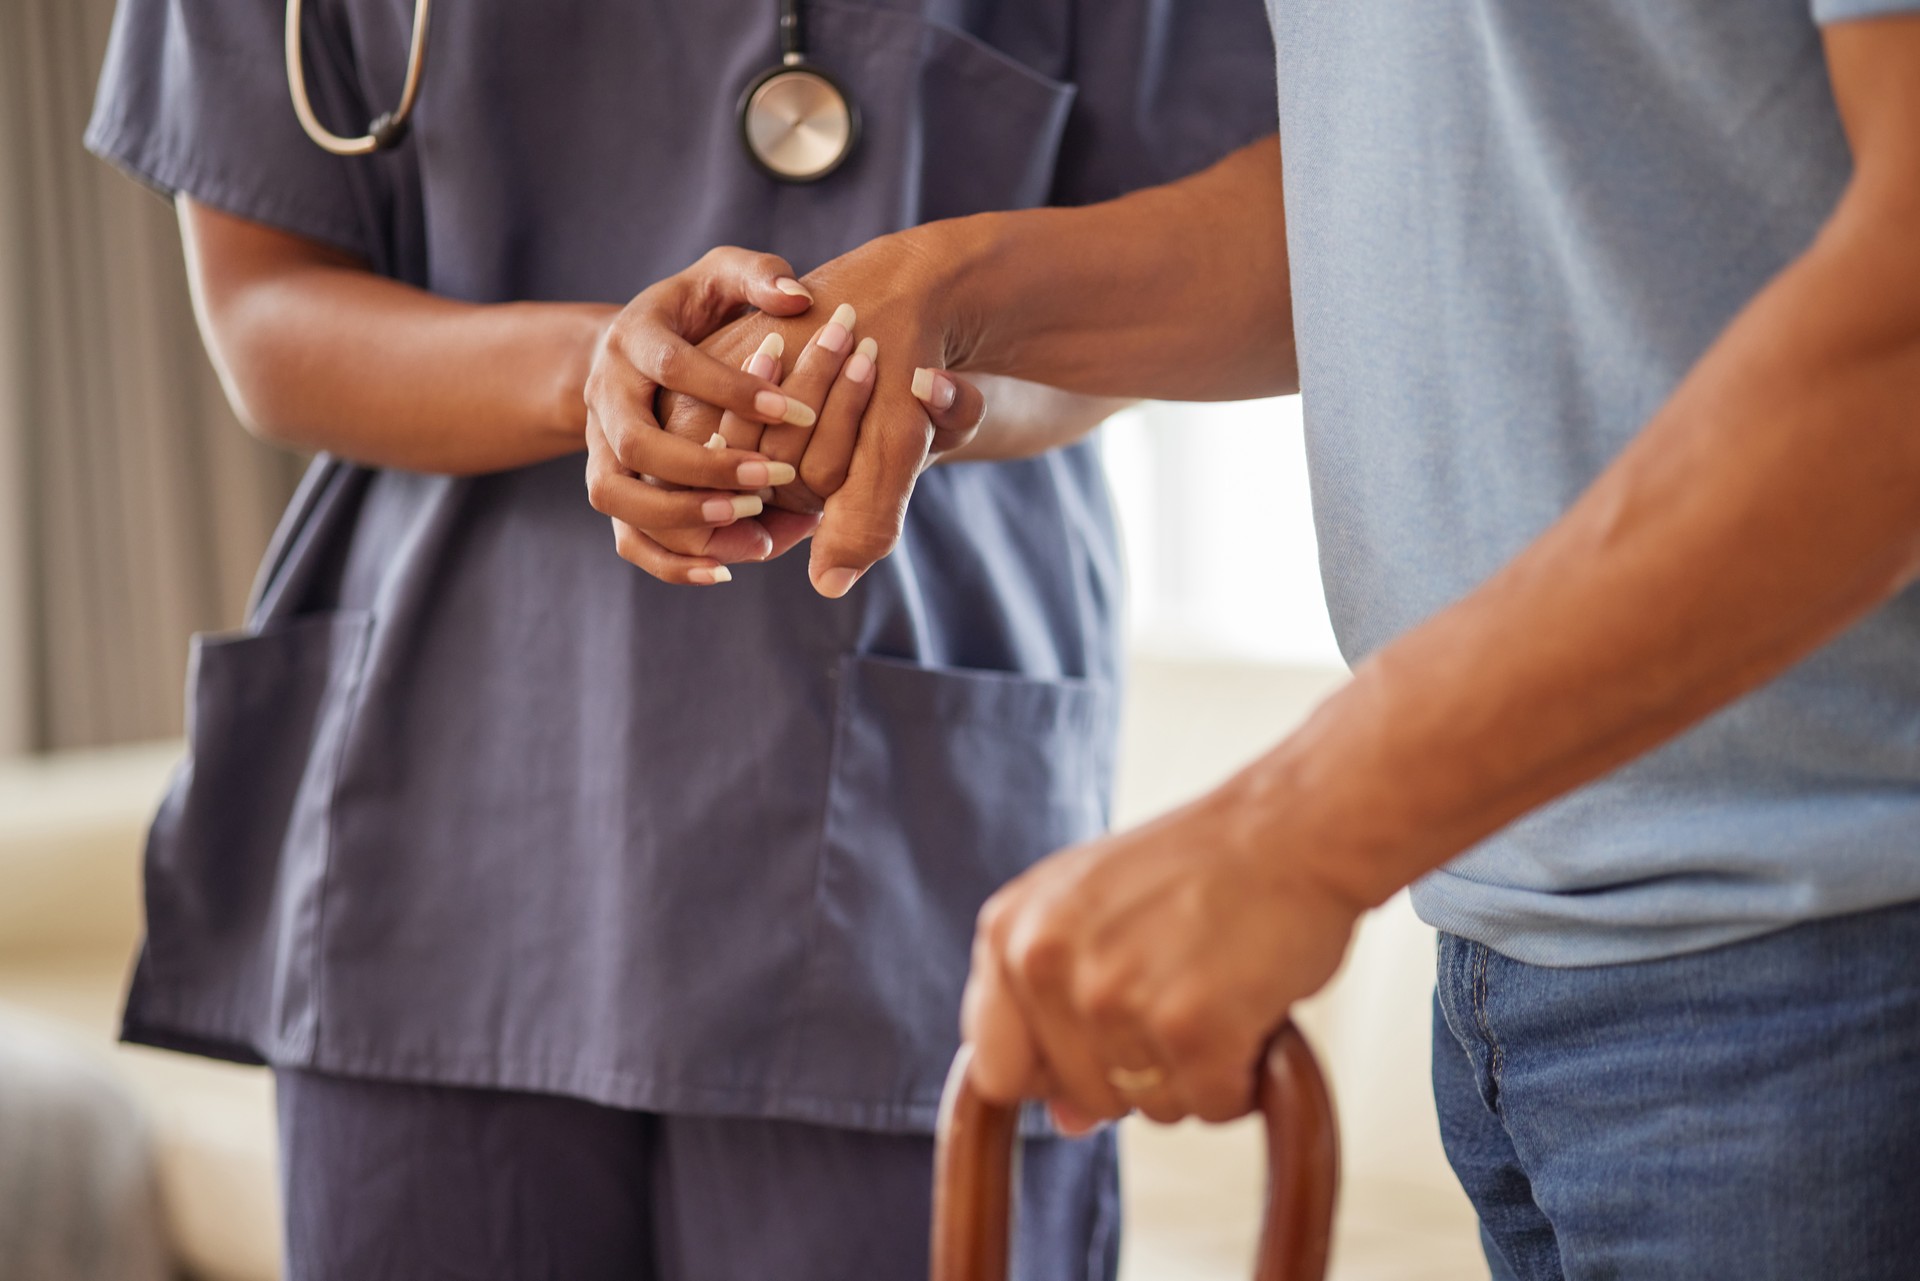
[911,367,988,456]
[731,249,816,319]
[685,247,815,324]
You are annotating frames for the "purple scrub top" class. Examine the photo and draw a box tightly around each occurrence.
[85,0,1277,1134]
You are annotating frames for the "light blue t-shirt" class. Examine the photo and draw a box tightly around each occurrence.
[1268,0,1920,965]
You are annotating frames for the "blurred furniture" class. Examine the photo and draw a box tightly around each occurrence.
[0,657,1484,1281]
[0,742,281,1281]
[0,1010,170,1281]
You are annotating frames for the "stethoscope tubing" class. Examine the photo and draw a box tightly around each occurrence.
[286,0,433,157]
[285,0,855,180]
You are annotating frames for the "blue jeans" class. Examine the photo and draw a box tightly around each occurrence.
[1433,901,1920,1280]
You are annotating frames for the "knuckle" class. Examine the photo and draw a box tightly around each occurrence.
[976,893,1016,943]
[835,518,901,568]
[1151,1000,1215,1063]
[799,454,849,498]
[1078,971,1135,1025]
[1007,923,1073,993]
[650,339,688,386]
[1191,1085,1249,1125]
[612,525,644,564]
[1138,1097,1186,1125]
[585,470,614,514]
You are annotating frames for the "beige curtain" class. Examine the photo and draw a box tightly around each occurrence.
[0,0,305,753]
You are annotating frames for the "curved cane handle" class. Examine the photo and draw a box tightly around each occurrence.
[930,1024,1339,1281]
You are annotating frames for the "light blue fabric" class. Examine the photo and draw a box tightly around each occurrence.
[1267,0,1920,965]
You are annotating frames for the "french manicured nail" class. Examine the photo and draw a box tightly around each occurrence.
[704,432,727,452]
[745,332,784,381]
[845,337,877,385]
[817,303,856,354]
[774,277,812,302]
[754,389,815,427]
[736,460,798,487]
[689,566,733,585]
[912,367,957,411]
[815,567,860,599]
[703,495,763,523]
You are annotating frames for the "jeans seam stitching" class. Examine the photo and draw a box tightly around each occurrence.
[1482,946,1508,1092]
[1472,942,1507,1100]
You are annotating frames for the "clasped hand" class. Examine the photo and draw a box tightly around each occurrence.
[584,238,984,596]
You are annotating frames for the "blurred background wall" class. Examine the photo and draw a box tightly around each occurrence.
[0,0,302,755]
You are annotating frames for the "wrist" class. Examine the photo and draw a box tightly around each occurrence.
[1210,684,1439,915]
[903,212,1026,374]
[547,303,619,447]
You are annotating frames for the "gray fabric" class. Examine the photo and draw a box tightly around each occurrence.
[86,0,1278,1133]
[276,1068,1120,1281]
[0,0,303,753]
[1267,0,1920,965]
[0,1013,170,1281]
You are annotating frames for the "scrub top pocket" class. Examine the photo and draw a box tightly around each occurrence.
[778,653,1116,1130]
[125,611,373,1063]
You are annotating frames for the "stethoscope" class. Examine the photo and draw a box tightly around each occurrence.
[285,0,860,182]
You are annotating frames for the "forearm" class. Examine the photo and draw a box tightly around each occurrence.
[179,200,612,475]
[933,136,1295,402]
[938,377,1134,463]
[1240,187,1920,910]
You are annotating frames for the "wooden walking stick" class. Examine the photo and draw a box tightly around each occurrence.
[931,1023,1339,1281]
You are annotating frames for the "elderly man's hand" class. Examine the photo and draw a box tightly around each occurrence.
[960,780,1364,1132]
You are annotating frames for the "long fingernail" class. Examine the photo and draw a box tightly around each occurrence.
[817,303,856,354]
[912,367,957,411]
[704,432,727,452]
[815,567,860,599]
[774,278,812,302]
[845,336,877,385]
[689,566,733,585]
[754,389,816,427]
[703,495,763,523]
[737,460,798,487]
[745,332,784,381]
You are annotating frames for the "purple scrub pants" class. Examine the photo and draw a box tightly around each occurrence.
[275,1070,1119,1281]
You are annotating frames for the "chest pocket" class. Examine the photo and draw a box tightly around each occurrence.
[761,3,1078,267]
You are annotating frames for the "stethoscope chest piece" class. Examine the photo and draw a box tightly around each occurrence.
[739,61,859,183]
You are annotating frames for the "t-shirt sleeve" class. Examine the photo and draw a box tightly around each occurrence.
[1811,0,1920,21]
[84,0,394,261]
[1049,0,1280,206]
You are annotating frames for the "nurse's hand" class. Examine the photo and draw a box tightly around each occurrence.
[959,785,1361,1131]
[584,248,829,581]
[650,240,990,596]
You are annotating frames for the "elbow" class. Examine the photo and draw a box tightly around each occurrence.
[195,287,313,452]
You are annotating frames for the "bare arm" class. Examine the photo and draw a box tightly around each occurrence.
[965,18,1920,1123]
[584,136,1288,590]
[176,198,613,475]
[942,135,1295,402]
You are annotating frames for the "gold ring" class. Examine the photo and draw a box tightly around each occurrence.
[1105,1064,1167,1094]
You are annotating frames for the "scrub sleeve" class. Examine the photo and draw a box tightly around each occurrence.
[86,0,398,266]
